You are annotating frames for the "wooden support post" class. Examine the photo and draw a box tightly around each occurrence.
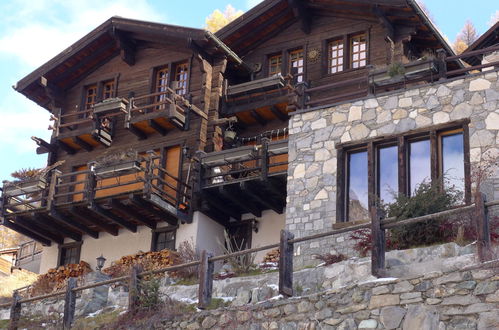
[475,192,492,262]
[128,265,142,313]
[198,250,214,309]
[436,48,447,80]
[370,206,385,277]
[63,277,77,330]
[86,171,96,202]
[8,292,21,330]
[261,138,270,180]
[279,230,294,297]
[143,156,153,199]
[47,170,61,210]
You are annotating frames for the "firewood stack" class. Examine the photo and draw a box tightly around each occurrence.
[262,249,280,263]
[103,249,180,278]
[30,261,92,295]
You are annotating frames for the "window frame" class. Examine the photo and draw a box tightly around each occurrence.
[150,59,192,97]
[287,47,305,84]
[79,74,120,112]
[57,241,82,267]
[151,226,177,252]
[336,120,471,223]
[322,30,370,77]
[326,38,345,74]
[267,53,283,77]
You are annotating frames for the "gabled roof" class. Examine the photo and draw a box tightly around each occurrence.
[15,17,244,112]
[464,20,499,66]
[216,0,455,57]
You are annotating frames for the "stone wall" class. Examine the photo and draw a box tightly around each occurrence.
[158,267,499,330]
[287,70,499,267]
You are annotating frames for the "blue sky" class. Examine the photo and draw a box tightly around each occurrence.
[0,0,497,181]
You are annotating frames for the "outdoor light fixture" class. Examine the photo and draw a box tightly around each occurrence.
[96,254,106,271]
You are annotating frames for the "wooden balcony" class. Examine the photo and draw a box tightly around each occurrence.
[221,74,296,126]
[195,139,288,224]
[125,88,199,139]
[0,155,191,246]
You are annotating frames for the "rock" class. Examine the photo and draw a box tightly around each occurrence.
[368,295,399,309]
[384,96,398,110]
[402,305,439,330]
[186,322,201,330]
[283,304,297,315]
[201,316,217,329]
[393,281,414,293]
[393,109,408,119]
[485,112,499,130]
[332,112,347,123]
[470,130,495,148]
[456,281,476,290]
[315,309,332,320]
[237,311,251,322]
[400,292,421,300]
[297,301,313,313]
[323,319,343,326]
[364,98,378,108]
[337,318,356,330]
[477,311,499,330]
[311,118,327,130]
[450,103,473,120]
[350,123,370,140]
[474,281,499,295]
[427,298,442,305]
[372,285,390,295]
[358,319,377,329]
[219,314,233,326]
[348,106,362,121]
[380,306,406,329]
[336,304,366,314]
[433,112,450,124]
[399,98,412,108]
[441,295,480,306]
[233,289,251,306]
[469,78,491,91]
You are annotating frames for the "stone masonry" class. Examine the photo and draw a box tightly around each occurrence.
[286,70,499,268]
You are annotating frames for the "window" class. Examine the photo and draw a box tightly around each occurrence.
[350,33,367,69]
[84,84,98,110]
[151,228,176,252]
[102,80,115,100]
[174,61,189,96]
[337,121,470,222]
[327,39,344,74]
[289,49,304,83]
[155,66,169,108]
[268,54,282,77]
[58,242,82,266]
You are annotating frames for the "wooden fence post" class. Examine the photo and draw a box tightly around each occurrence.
[370,206,385,277]
[128,265,142,313]
[279,230,294,297]
[436,48,447,80]
[63,277,77,330]
[261,138,270,180]
[475,192,492,262]
[198,250,214,309]
[8,292,21,330]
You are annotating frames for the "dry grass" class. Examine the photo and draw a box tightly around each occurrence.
[0,269,38,304]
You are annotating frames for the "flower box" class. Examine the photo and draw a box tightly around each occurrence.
[94,160,141,178]
[370,60,438,87]
[3,178,47,196]
[93,97,129,116]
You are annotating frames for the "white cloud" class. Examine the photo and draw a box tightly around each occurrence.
[0,0,164,68]
[246,0,263,10]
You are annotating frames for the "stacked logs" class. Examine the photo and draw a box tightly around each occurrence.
[262,249,280,263]
[103,249,180,278]
[30,261,92,295]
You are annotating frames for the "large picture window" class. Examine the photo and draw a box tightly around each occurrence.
[337,121,470,222]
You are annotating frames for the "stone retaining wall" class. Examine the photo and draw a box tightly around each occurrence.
[286,70,499,268]
[158,267,499,330]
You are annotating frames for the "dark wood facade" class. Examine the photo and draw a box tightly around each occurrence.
[1,1,458,246]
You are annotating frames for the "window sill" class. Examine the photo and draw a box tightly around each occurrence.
[332,219,370,230]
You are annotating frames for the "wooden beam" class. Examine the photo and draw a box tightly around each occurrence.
[372,5,395,41]
[49,209,99,239]
[32,136,55,153]
[223,95,290,116]
[240,181,283,214]
[16,216,64,245]
[69,207,119,236]
[72,137,93,152]
[250,110,266,126]
[288,0,312,34]
[113,30,136,66]
[149,119,167,136]
[270,106,288,122]
[88,203,137,233]
[3,221,51,246]
[111,199,156,229]
[128,195,177,226]
[218,185,262,217]
[37,214,82,242]
[201,191,241,220]
[127,124,148,140]
[57,140,77,154]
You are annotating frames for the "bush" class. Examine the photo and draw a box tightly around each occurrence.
[175,240,200,280]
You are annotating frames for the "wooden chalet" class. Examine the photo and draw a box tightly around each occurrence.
[0,0,463,270]
[463,20,499,67]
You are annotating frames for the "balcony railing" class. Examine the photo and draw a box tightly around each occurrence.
[199,139,288,188]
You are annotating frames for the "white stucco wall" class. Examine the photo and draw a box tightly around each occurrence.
[250,210,285,263]
[39,245,59,274]
[188,211,225,256]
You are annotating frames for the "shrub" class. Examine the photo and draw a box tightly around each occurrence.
[219,230,256,275]
[175,240,200,280]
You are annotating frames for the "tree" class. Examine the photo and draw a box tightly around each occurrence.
[205,5,243,33]
[453,20,479,54]
[488,10,499,27]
